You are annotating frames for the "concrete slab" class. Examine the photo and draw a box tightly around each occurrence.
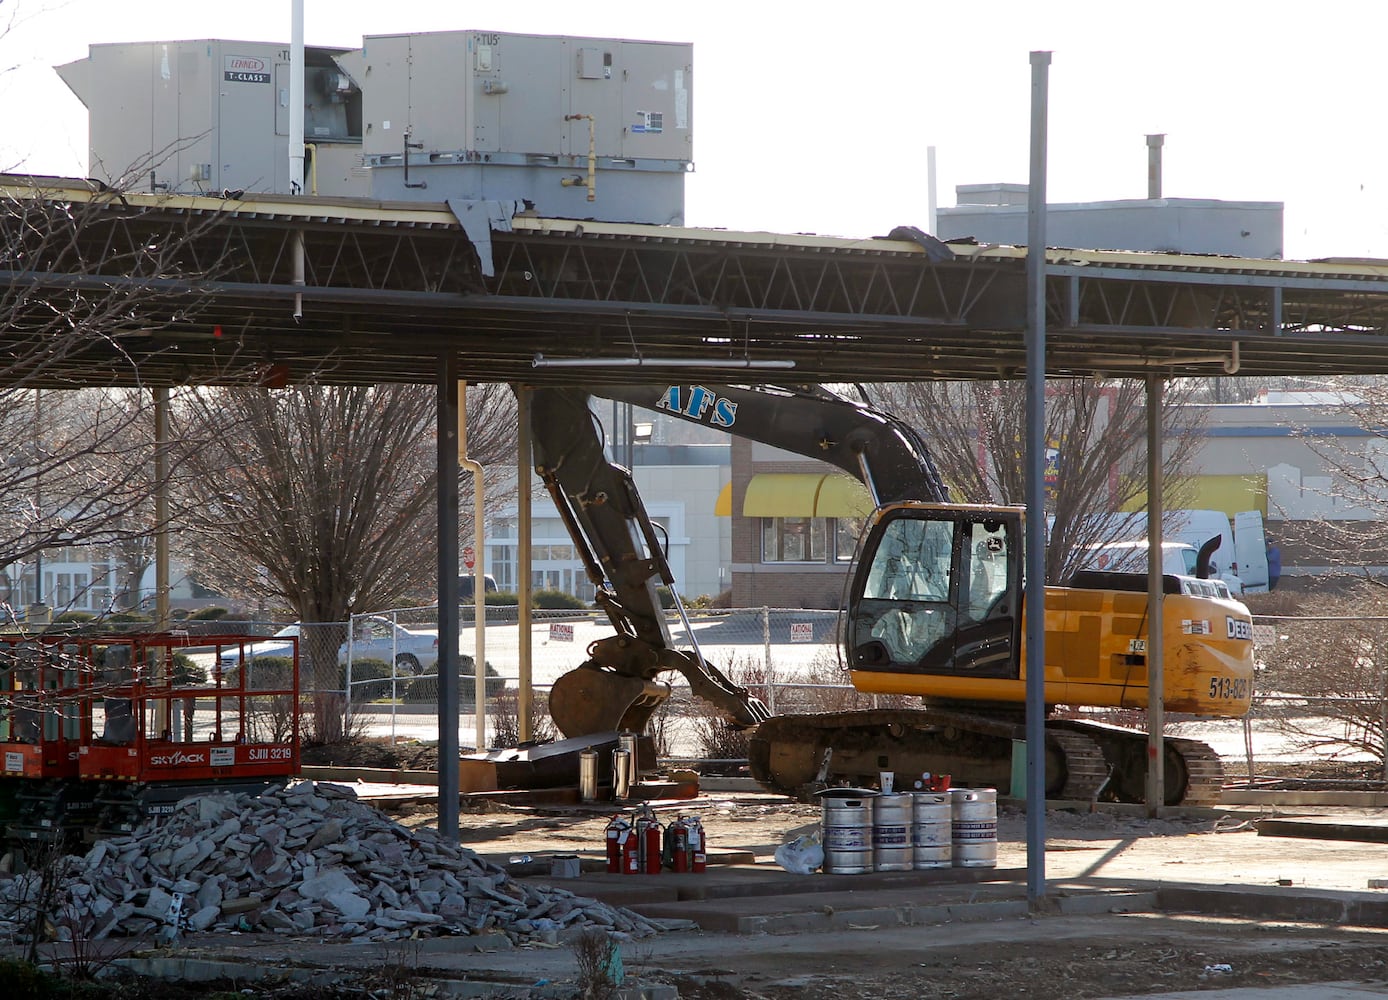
[1223,789,1388,807]
[611,874,1156,934]
[1108,985,1388,999]
[1154,883,1388,926]
[1256,815,1388,843]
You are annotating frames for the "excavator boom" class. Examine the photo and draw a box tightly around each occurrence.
[523,383,1255,805]
[528,387,769,736]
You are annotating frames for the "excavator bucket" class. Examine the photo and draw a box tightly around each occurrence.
[549,666,671,738]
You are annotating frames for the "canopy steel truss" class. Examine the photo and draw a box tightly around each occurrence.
[7,175,1388,388]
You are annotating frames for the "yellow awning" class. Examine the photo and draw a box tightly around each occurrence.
[715,481,733,517]
[722,473,872,518]
[813,474,875,518]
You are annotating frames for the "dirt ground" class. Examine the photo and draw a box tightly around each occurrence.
[357,790,1388,999]
[36,789,1388,1000]
[89,739,1388,998]
[650,921,1388,1000]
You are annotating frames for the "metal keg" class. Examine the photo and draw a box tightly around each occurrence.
[821,792,874,874]
[872,793,913,871]
[950,787,998,868]
[579,748,599,802]
[611,748,632,799]
[618,732,639,780]
[911,791,952,869]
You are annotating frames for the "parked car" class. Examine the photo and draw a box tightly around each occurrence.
[343,615,439,675]
[216,624,301,674]
[459,574,499,599]
[217,617,439,676]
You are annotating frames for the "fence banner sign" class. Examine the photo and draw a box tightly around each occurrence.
[789,621,814,643]
[549,623,575,642]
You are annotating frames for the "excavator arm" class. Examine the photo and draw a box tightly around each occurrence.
[528,387,774,736]
[597,384,948,506]
[527,382,949,741]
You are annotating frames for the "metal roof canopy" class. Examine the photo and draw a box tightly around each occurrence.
[9,174,1388,388]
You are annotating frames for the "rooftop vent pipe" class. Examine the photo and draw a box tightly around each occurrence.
[1146,134,1165,200]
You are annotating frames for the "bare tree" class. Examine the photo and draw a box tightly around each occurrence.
[1258,581,1388,778]
[169,381,518,741]
[868,378,1204,582]
[0,180,226,624]
[1266,376,1388,572]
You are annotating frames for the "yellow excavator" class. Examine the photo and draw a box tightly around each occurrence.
[527,383,1255,805]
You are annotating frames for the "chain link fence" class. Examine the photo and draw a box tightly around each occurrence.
[1229,613,1388,784]
[330,606,858,753]
[218,609,1386,779]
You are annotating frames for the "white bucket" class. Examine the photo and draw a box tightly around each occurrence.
[950,787,998,868]
[872,793,913,872]
[911,791,952,869]
[821,794,873,874]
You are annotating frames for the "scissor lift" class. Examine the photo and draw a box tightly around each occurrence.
[78,632,301,836]
[0,635,93,849]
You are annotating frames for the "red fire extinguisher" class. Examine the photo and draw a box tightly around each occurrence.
[632,806,663,875]
[605,815,629,874]
[621,826,641,875]
[667,818,690,873]
[687,815,707,873]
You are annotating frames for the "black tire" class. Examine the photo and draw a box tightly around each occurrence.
[395,653,423,676]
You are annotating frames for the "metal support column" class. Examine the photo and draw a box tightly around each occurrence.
[1024,49,1052,909]
[154,387,170,632]
[1145,375,1166,816]
[458,381,487,751]
[437,359,461,839]
[153,387,171,737]
[517,388,534,741]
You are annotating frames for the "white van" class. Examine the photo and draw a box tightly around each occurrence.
[1080,540,1201,577]
[1074,508,1268,593]
[1076,540,1239,598]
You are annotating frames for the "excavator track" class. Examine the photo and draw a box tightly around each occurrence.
[749,709,1221,806]
[1047,718,1226,806]
[748,708,1109,801]
[1168,738,1226,807]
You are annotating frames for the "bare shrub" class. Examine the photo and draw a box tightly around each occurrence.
[245,693,298,744]
[1258,583,1388,776]
[689,654,770,761]
[490,687,557,749]
[13,837,66,964]
[647,692,675,759]
[774,651,914,714]
[693,715,750,760]
[571,927,622,1000]
[363,939,425,1000]
[48,901,138,982]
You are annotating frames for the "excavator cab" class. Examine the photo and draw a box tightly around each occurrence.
[846,504,1023,680]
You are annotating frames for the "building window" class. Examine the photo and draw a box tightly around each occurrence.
[834,517,866,562]
[761,517,826,563]
[489,545,513,592]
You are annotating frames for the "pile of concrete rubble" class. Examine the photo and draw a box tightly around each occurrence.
[0,781,661,943]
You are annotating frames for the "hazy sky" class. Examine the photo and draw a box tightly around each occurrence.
[3,0,1385,260]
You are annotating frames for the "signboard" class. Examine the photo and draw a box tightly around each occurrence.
[210,746,235,768]
[223,55,270,84]
[789,622,814,643]
[4,751,24,773]
[549,623,575,642]
[463,545,476,570]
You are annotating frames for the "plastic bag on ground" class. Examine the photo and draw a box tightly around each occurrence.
[774,831,824,874]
